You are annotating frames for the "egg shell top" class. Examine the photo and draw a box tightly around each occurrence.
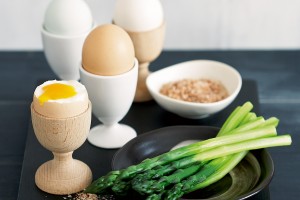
[82,24,135,76]
[113,0,164,32]
[33,80,89,118]
[44,0,93,36]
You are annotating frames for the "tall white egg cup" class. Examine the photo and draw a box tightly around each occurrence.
[79,58,138,149]
[41,24,95,80]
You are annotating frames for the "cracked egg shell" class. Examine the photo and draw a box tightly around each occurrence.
[33,80,89,118]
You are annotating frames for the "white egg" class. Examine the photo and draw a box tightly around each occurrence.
[33,80,89,118]
[113,0,164,32]
[44,0,93,36]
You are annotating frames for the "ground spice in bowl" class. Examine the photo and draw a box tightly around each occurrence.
[159,78,229,103]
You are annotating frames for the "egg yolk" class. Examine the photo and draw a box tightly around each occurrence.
[38,83,77,105]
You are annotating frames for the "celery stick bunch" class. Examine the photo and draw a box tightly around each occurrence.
[85,102,292,200]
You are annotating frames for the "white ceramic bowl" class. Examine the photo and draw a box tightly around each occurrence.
[146,60,242,119]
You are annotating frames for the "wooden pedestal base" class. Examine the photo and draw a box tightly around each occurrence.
[134,62,152,102]
[35,152,92,195]
[31,102,92,195]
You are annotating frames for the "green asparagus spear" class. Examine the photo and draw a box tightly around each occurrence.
[164,103,274,199]
[133,163,202,195]
[85,102,292,200]
[131,156,202,193]
[118,123,275,180]
[84,171,120,193]
[184,115,281,197]
[111,180,131,196]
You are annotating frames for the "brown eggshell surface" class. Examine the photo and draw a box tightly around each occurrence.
[82,24,135,76]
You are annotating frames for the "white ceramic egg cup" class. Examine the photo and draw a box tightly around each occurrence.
[80,58,138,149]
[41,24,95,80]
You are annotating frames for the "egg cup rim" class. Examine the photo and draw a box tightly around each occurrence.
[41,22,97,39]
[80,58,138,79]
[31,101,91,120]
[113,20,166,34]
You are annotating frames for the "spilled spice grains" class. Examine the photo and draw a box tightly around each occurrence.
[69,193,115,200]
[159,78,229,103]
[73,193,98,200]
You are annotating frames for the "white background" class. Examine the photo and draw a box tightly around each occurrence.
[1,0,300,50]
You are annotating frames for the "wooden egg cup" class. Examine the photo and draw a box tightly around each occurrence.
[126,22,166,102]
[31,102,92,195]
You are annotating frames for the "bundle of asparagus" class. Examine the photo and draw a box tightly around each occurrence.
[84,102,292,200]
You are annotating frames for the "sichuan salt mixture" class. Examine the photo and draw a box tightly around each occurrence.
[159,78,229,103]
[67,193,115,200]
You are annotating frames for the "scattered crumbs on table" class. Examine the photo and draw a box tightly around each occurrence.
[98,194,116,200]
[57,192,117,200]
[73,193,98,200]
[72,193,116,200]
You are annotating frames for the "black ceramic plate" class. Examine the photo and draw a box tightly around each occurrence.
[112,126,274,200]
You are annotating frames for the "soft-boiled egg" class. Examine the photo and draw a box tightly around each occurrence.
[82,24,135,76]
[113,0,164,32]
[33,80,89,118]
[44,0,93,35]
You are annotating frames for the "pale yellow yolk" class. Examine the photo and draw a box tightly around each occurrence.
[38,83,77,105]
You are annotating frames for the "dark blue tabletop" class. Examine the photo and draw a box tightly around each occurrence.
[0,51,299,200]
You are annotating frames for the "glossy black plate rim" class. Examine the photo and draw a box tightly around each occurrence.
[112,125,274,200]
[238,149,274,200]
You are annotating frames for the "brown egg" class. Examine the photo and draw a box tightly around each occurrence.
[82,24,135,76]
